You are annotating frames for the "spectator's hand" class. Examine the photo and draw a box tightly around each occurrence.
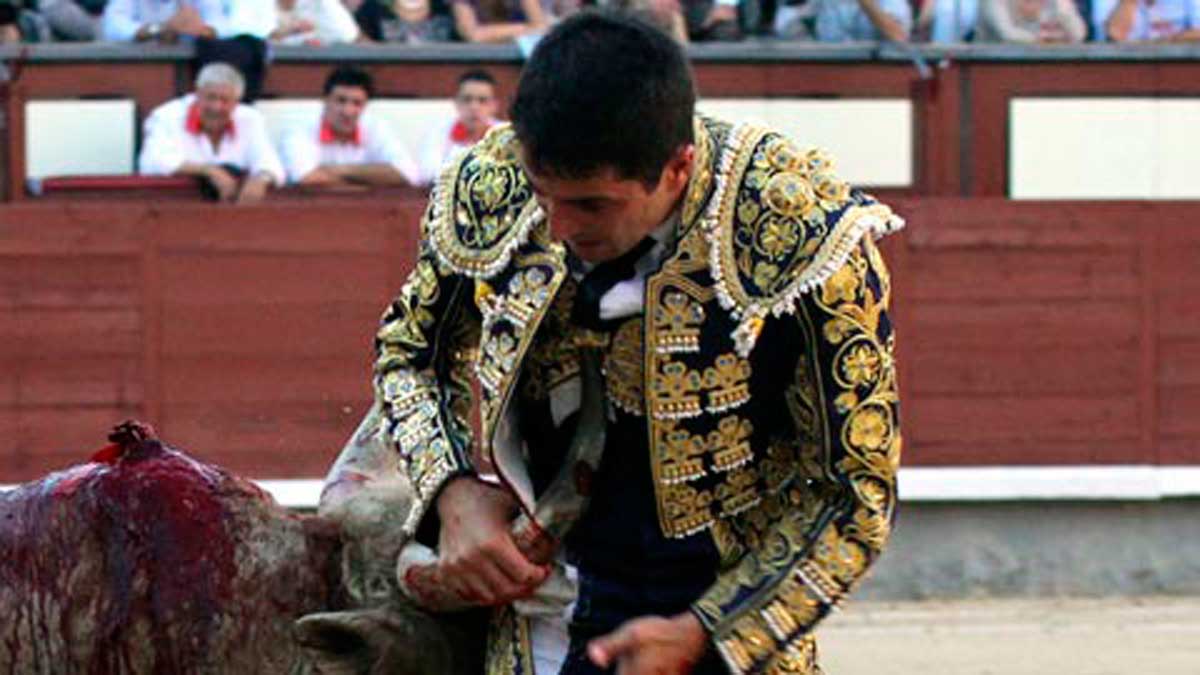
[1039,20,1069,42]
[290,18,316,34]
[435,476,550,607]
[703,3,738,28]
[205,166,240,202]
[236,173,272,204]
[167,5,209,37]
[587,612,708,675]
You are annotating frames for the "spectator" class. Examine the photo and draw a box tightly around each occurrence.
[279,66,420,186]
[915,0,978,40]
[1106,0,1200,40]
[138,63,284,204]
[271,0,361,43]
[102,0,276,42]
[813,0,911,40]
[682,0,743,39]
[1,0,51,41]
[448,0,547,42]
[976,0,1086,41]
[607,0,689,42]
[418,69,498,184]
[353,0,453,42]
[39,0,103,41]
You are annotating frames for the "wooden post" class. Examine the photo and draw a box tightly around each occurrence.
[0,81,26,202]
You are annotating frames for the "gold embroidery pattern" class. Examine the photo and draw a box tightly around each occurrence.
[703,354,752,413]
[521,280,580,402]
[657,420,707,484]
[473,251,568,459]
[653,291,705,354]
[476,265,559,398]
[375,249,480,534]
[605,318,645,416]
[700,127,904,356]
[696,239,899,675]
[485,606,534,675]
[649,360,704,420]
[427,125,544,279]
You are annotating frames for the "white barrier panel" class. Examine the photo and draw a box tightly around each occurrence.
[1011,98,1200,199]
[697,98,914,187]
[255,98,454,166]
[26,100,136,178]
[8,466,1200,509]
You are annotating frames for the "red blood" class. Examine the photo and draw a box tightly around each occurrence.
[0,420,341,674]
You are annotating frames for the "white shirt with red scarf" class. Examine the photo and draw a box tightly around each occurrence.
[279,112,421,185]
[417,116,497,186]
[138,94,286,186]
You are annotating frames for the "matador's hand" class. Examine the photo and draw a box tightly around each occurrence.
[435,476,550,606]
[588,612,709,675]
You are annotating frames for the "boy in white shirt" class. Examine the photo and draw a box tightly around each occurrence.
[280,66,420,187]
[138,62,285,204]
[417,69,499,185]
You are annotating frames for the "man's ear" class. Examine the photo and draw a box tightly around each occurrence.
[666,144,696,191]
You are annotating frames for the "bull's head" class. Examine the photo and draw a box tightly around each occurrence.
[294,605,483,675]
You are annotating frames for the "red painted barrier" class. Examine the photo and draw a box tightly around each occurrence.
[1,196,1196,481]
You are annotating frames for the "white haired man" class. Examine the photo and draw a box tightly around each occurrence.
[139,63,285,204]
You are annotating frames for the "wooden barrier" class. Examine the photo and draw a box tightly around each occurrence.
[1,195,1197,481]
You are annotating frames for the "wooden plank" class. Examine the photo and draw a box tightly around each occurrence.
[909,394,1140,445]
[696,63,912,97]
[159,303,379,359]
[1158,385,1200,437]
[909,249,1140,301]
[2,357,142,407]
[19,62,176,121]
[906,441,1145,466]
[160,400,366,476]
[154,204,393,254]
[0,308,141,357]
[263,62,523,101]
[159,254,386,305]
[0,205,143,254]
[910,299,1141,348]
[908,346,1138,396]
[0,254,140,310]
[160,357,367,404]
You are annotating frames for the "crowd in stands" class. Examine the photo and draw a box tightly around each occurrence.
[0,0,1198,44]
[137,62,497,202]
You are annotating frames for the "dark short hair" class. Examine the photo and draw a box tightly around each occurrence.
[323,66,374,98]
[510,10,695,187]
[457,69,496,89]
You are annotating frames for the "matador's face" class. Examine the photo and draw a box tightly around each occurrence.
[522,147,694,264]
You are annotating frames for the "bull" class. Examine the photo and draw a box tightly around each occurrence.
[0,421,479,674]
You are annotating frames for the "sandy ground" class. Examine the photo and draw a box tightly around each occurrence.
[817,597,1200,675]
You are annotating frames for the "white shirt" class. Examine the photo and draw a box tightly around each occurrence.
[103,0,278,41]
[274,0,359,44]
[138,94,286,185]
[279,112,421,185]
[417,115,497,186]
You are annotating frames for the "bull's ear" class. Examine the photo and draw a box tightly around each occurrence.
[293,611,376,675]
[293,607,457,675]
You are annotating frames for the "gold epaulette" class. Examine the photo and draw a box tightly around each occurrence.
[701,125,905,356]
[426,124,544,279]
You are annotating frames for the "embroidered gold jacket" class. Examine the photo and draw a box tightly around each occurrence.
[374,117,903,674]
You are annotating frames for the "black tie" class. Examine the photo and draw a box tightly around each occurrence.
[570,236,657,332]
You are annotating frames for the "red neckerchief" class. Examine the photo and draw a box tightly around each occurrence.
[450,119,494,144]
[185,102,236,140]
[319,119,362,146]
